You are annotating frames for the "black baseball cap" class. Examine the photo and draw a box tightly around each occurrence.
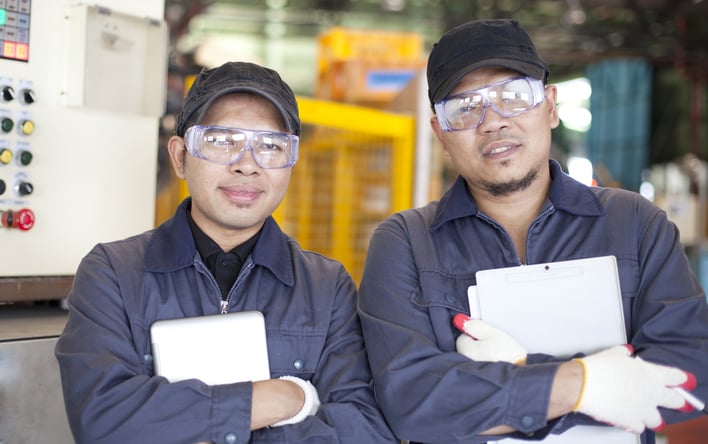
[175,61,300,137]
[427,19,550,107]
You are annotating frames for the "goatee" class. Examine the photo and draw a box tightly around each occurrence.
[483,168,538,197]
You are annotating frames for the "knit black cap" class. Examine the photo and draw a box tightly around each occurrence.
[175,61,300,137]
[427,19,550,107]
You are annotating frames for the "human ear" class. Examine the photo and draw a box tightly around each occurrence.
[167,136,187,179]
[430,115,452,158]
[544,85,561,129]
[430,115,449,145]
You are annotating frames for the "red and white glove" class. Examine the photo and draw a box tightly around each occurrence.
[453,313,527,364]
[573,345,696,434]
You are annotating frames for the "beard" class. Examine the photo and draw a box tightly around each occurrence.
[480,165,538,197]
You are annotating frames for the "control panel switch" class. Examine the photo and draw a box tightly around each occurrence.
[0,148,13,164]
[19,119,35,136]
[15,180,34,196]
[20,89,36,105]
[1,117,13,133]
[17,150,33,166]
[1,85,16,102]
[0,208,35,230]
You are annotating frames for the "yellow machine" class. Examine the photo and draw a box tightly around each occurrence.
[276,97,415,283]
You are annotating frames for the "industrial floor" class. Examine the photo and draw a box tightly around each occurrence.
[0,302,706,443]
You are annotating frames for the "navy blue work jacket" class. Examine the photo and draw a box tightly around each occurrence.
[358,160,708,444]
[55,198,395,444]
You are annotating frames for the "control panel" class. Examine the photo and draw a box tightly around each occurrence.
[0,0,166,293]
[0,1,35,234]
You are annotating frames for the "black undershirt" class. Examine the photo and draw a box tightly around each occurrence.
[187,211,259,300]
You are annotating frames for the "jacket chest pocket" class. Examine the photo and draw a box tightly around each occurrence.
[266,329,327,379]
[412,271,474,352]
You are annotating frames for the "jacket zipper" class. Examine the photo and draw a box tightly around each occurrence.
[220,260,254,314]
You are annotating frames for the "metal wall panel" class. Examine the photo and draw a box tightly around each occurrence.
[0,337,73,443]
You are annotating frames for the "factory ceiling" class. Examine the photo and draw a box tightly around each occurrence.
[164,0,708,91]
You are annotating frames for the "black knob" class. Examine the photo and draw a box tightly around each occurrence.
[2,86,15,102]
[16,181,33,196]
[0,179,5,195]
[21,89,35,105]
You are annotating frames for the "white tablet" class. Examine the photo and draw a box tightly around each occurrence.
[468,255,627,357]
[150,311,270,385]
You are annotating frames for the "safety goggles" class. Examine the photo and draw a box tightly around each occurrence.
[184,125,299,169]
[434,77,546,132]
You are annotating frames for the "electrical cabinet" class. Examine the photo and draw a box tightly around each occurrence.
[0,0,167,301]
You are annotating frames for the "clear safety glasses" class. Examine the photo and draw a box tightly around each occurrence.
[434,77,546,132]
[184,125,299,169]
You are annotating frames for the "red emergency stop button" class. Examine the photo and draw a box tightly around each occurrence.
[1,208,35,230]
[15,208,35,230]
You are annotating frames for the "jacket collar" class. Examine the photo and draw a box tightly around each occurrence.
[144,198,295,286]
[431,159,605,231]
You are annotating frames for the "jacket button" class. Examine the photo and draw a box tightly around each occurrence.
[225,432,237,443]
[293,359,304,370]
[521,416,534,427]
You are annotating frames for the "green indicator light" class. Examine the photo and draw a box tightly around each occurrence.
[19,150,33,166]
[1,117,13,133]
[0,10,6,26]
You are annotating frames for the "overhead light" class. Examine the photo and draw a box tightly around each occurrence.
[555,77,592,133]
[266,0,287,8]
[568,156,594,186]
[382,0,405,12]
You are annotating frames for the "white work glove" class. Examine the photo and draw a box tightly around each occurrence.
[573,345,694,434]
[271,376,321,427]
[453,313,527,364]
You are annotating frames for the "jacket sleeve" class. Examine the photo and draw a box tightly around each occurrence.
[554,194,708,437]
[252,264,397,443]
[55,245,254,444]
[629,205,708,425]
[357,215,562,443]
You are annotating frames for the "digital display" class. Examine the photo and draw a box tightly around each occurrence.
[0,0,31,62]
